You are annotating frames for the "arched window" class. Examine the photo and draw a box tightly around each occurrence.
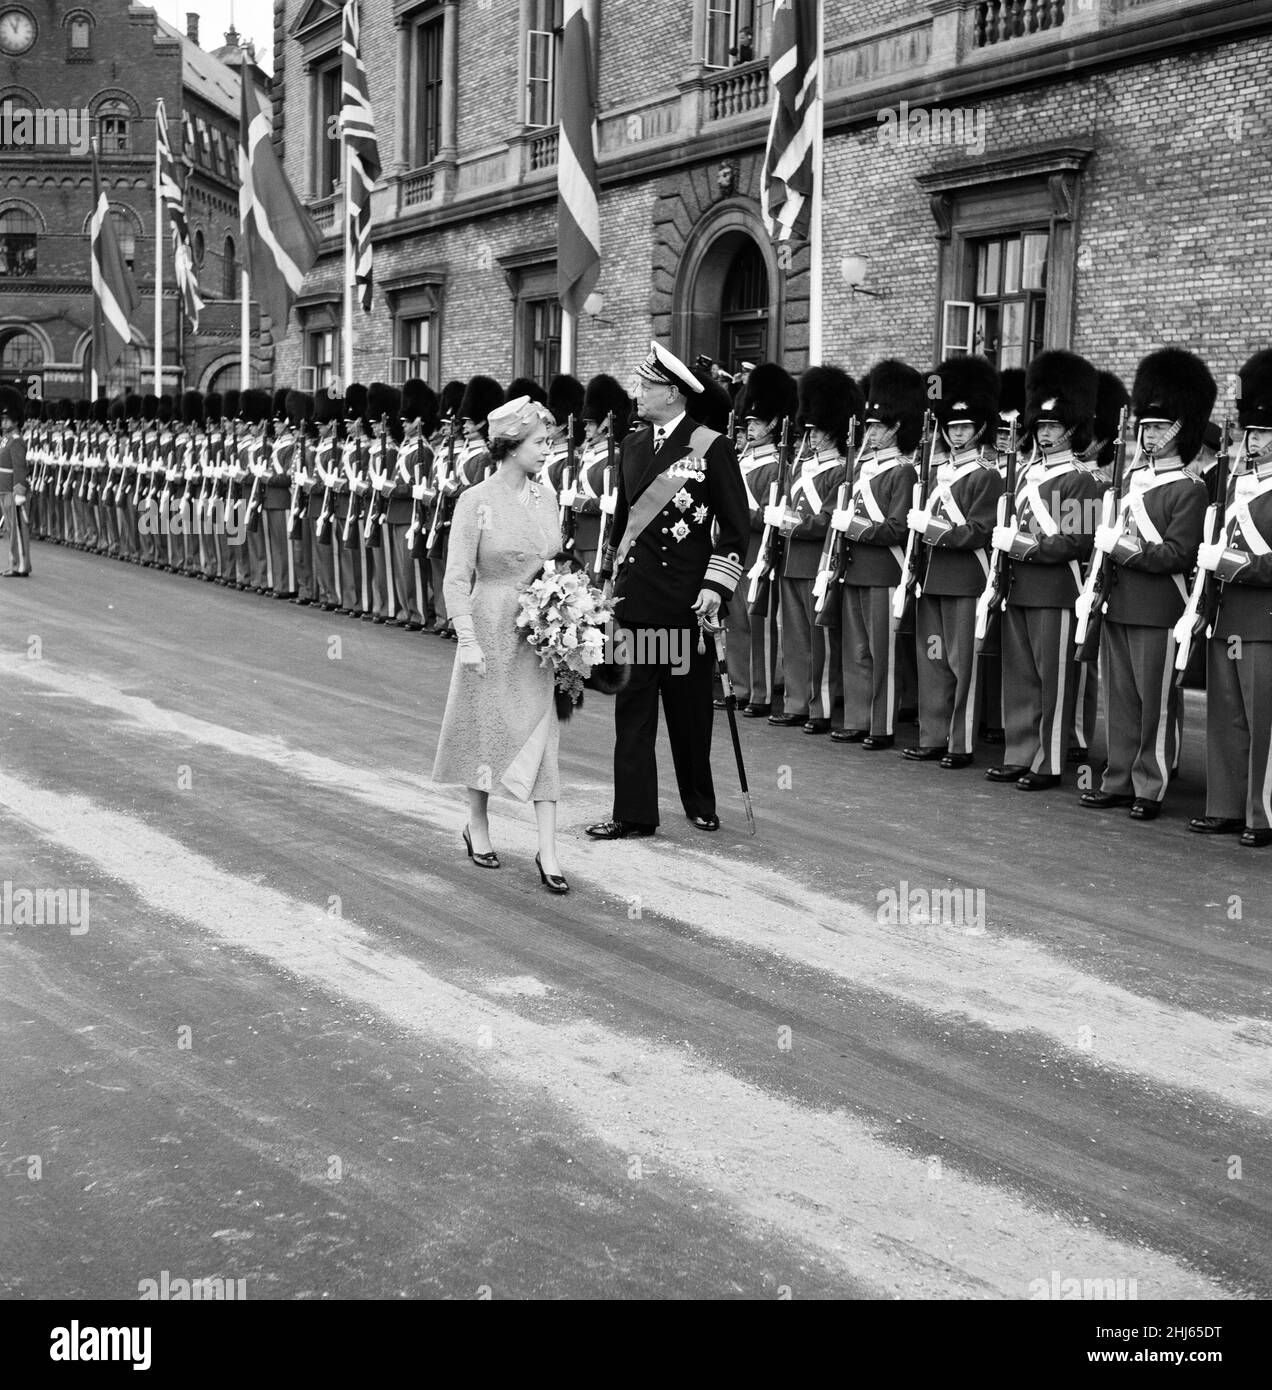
[0,329,44,372]
[0,208,38,277]
[84,341,150,399]
[97,100,131,153]
[223,235,236,299]
[112,210,136,272]
[718,239,769,371]
[193,228,205,266]
[207,361,241,394]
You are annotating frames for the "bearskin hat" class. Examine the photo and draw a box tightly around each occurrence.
[125,392,143,421]
[141,393,159,421]
[344,382,368,421]
[997,368,1026,426]
[862,359,926,455]
[439,379,465,420]
[0,385,24,425]
[582,374,631,435]
[547,373,585,427]
[182,390,205,426]
[75,399,92,423]
[272,387,290,419]
[459,374,504,429]
[1024,350,1099,454]
[222,388,241,420]
[505,376,548,407]
[107,397,125,425]
[239,388,271,424]
[285,390,314,426]
[739,362,799,427]
[1087,370,1130,468]
[686,370,732,433]
[401,379,439,435]
[312,385,342,426]
[932,355,999,438]
[367,382,401,421]
[798,365,864,452]
[1131,347,1217,465]
[160,395,178,424]
[1237,349,1272,432]
[204,391,223,423]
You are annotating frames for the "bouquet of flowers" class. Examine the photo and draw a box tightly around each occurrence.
[516,555,618,719]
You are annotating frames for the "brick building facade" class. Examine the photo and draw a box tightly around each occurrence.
[271,0,1272,399]
[0,2,265,403]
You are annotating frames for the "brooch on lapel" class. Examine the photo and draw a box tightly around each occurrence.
[672,487,693,512]
[669,456,707,482]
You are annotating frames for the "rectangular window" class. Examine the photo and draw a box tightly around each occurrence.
[971,231,1048,370]
[99,114,130,154]
[525,0,563,128]
[412,13,444,166]
[401,316,432,382]
[526,297,561,386]
[308,330,335,391]
[70,19,91,50]
[0,210,38,277]
[317,61,342,197]
[705,1,771,68]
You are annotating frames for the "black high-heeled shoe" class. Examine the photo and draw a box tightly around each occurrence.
[462,825,500,869]
[535,853,569,895]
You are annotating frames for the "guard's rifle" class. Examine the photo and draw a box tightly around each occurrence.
[425,416,457,558]
[1074,405,1130,663]
[1174,417,1233,673]
[314,421,339,542]
[559,415,578,552]
[814,416,861,627]
[342,424,366,545]
[593,411,617,576]
[223,419,242,524]
[363,414,391,544]
[974,416,1020,655]
[177,423,197,527]
[244,419,269,533]
[402,428,427,558]
[52,420,69,500]
[745,416,795,616]
[286,425,308,540]
[194,422,213,528]
[891,410,937,630]
[130,423,149,508]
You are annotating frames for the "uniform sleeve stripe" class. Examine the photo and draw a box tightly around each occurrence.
[705,554,743,591]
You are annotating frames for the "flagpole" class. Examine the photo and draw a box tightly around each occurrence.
[154,102,164,395]
[342,135,353,390]
[808,0,824,367]
[561,310,575,376]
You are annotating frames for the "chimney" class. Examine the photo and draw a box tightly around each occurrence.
[185,12,199,45]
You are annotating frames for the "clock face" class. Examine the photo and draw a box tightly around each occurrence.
[0,8,36,55]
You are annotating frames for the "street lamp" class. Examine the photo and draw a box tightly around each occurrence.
[840,254,887,299]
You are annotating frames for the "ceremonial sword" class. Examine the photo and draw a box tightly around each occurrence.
[698,615,755,835]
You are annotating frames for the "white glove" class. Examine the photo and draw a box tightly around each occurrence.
[991,523,1018,553]
[830,506,853,534]
[1196,540,1225,573]
[440,476,459,496]
[411,482,429,501]
[598,492,617,515]
[907,506,930,534]
[763,503,786,529]
[559,485,578,507]
[1093,523,1121,556]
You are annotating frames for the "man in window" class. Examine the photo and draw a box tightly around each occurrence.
[0,386,31,577]
[730,26,754,63]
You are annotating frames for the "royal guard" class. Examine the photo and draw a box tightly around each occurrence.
[391,378,438,630]
[1070,369,1131,760]
[987,350,1102,789]
[177,391,204,575]
[573,373,630,577]
[309,387,343,610]
[199,391,222,580]
[331,383,368,615]
[237,389,270,590]
[544,374,585,546]
[1190,348,1272,847]
[589,341,750,838]
[905,355,1003,768]
[0,386,31,578]
[456,375,504,490]
[1079,348,1211,819]
[358,381,400,623]
[829,359,924,748]
[731,363,798,716]
[279,390,315,605]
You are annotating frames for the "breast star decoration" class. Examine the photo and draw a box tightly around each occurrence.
[670,518,691,542]
[693,504,709,525]
[672,487,693,512]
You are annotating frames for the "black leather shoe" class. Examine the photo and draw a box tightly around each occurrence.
[903,745,946,761]
[1080,791,1134,809]
[742,703,770,718]
[1188,816,1243,835]
[586,819,656,840]
[862,734,894,751]
[940,753,973,769]
[1016,772,1061,791]
[462,825,500,870]
[1240,827,1272,847]
[830,728,867,743]
[687,813,720,831]
[535,853,569,894]
[1129,798,1161,821]
[985,764,1029,783]
[768,711,807,727]
[803,719,831,734]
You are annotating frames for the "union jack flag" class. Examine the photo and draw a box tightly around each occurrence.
[341,0,381,312]
[156,100,204,331]
[760,0,820,243]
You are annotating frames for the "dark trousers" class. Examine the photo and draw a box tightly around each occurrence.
[1100,620,1178,803]
[613,625,716,826]
[1003,604,1078,776]
[1206,637,1272,829]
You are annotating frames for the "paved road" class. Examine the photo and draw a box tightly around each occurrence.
[2,541,1269,1299]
